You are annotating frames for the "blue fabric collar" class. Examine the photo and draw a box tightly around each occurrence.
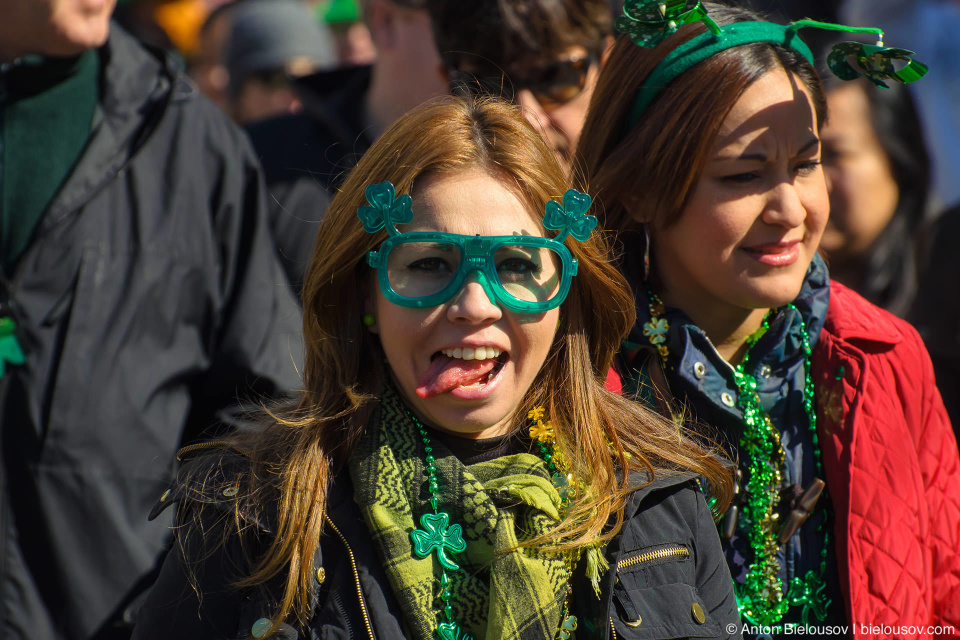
[624,250,831,425]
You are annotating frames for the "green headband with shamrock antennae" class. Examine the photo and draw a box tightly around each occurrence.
[617,0,929,133]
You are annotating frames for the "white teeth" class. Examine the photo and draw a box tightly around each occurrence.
[440,346,503,361]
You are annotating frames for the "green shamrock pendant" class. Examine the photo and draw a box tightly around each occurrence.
[411,512,467,571]
[0,317,25,378]
[827,41,928,88]
[786,570,831,625]
[436,621,475,640]
[558,614,578,640]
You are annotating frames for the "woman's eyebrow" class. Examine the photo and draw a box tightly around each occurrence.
[796,137,821,155]
[712,136,820,162]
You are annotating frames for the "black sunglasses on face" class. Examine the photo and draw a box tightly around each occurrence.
[449,52,599,107]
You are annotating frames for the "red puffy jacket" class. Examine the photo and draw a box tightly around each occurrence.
[812,283,960,638]
[606,283,960,638]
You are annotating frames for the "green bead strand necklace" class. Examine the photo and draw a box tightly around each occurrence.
[732,304,831,625]
[405,408,579,640]
[643,293,832,626]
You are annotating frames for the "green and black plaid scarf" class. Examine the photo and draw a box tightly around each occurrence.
[349,387,568,640]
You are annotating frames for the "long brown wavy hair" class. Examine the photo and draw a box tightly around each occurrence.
[575,2,826,237]
[181,96,733,629]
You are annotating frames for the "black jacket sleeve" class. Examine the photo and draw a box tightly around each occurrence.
[181,102,304,445]
[132,504,245,640]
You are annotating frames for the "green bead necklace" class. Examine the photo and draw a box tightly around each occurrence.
[406,407,579,640]
[643,293,832,626]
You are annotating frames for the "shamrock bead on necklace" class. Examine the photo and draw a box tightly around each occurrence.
[642,292,832,626]
[405,407,580,640]
[406,412,472,640]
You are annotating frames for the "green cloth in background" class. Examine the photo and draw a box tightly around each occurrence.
[1,49,99,273]
[317,0,362,23]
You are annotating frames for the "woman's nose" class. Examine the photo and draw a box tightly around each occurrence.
[762,180,809,229]
[446,274,502,324]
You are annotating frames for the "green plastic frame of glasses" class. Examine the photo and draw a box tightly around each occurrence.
[358,181,597,313]
[367,233,576,313]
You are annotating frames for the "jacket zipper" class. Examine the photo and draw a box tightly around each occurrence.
[617,544,690,573]
[608,546,689,636]
[175,440,247,460]
[324,514,376,640]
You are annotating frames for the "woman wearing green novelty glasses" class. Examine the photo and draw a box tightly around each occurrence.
[132,96,741,640]
[578,0,960,635]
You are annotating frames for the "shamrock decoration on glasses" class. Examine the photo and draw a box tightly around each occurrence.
[616,0,719,48]
[356,181,414,236]
[543,189,597,243]
[827,41,929,89]
[410,512,467,571]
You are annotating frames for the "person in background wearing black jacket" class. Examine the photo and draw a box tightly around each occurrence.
[0,1,303,639]
[132,96,740,640]
[912,203,960,438]
[246,0,448,295]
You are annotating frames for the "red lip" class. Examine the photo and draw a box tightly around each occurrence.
[741,240,801,266]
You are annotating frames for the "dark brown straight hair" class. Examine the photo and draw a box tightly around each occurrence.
[576,2,826,237]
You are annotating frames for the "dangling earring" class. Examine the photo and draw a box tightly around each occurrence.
[642,223,652,282]
[362,313,376,327]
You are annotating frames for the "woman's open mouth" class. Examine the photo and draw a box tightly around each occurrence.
[416,349,510,399]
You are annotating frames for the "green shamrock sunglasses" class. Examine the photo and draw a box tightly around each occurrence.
[358,181,597,313]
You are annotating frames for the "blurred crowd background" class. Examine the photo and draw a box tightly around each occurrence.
[123,0,960,419]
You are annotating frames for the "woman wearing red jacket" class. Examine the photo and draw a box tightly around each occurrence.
[579,1,960,636]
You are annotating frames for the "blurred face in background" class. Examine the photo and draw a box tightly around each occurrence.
[820,82,899,262]
[231,69,307,125]
[0,0,117,61]
[364,0,448,119]
[331,20,376,66]
[512,47,602,174]
[450,46,603,174]
[190,6,233,112]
